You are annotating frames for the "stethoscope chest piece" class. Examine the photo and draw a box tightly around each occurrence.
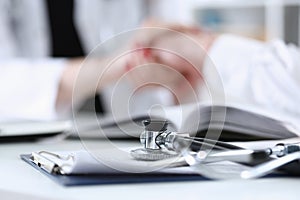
[131,119,179,161]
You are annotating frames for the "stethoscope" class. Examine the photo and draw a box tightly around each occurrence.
[131,119,300,179]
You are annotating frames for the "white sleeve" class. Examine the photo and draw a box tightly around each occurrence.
[203,34,300,119]
[0,58,66,121]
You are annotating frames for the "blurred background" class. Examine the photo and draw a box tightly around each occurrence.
[150,0,299,45]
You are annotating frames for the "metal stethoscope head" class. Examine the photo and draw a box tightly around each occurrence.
[131,119,244,161]
[130,120,179,161]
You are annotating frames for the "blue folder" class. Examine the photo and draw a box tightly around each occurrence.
[21,154,209,186]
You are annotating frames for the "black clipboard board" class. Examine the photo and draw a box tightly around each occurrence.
[21,154,208,186]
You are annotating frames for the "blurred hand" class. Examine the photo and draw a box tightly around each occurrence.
[126,21,217,103]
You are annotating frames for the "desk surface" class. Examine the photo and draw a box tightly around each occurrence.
[1,138,300,200]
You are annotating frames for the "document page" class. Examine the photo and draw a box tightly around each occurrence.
[31,147,190,175]
[0,120,72,137]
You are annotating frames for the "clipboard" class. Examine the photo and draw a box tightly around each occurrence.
[20,154,208,186]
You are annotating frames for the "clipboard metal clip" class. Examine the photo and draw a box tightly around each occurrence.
[30,151,74,174]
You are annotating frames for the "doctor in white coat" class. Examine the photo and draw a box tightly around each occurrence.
[0,0,187,121]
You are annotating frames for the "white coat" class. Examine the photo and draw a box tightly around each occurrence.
[0,0,173,121]
[202,34,300,125]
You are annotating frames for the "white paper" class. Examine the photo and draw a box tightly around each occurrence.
[0,120,72,137]
[34,148,189,175]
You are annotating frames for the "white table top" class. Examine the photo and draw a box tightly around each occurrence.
[1,138,300,200]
